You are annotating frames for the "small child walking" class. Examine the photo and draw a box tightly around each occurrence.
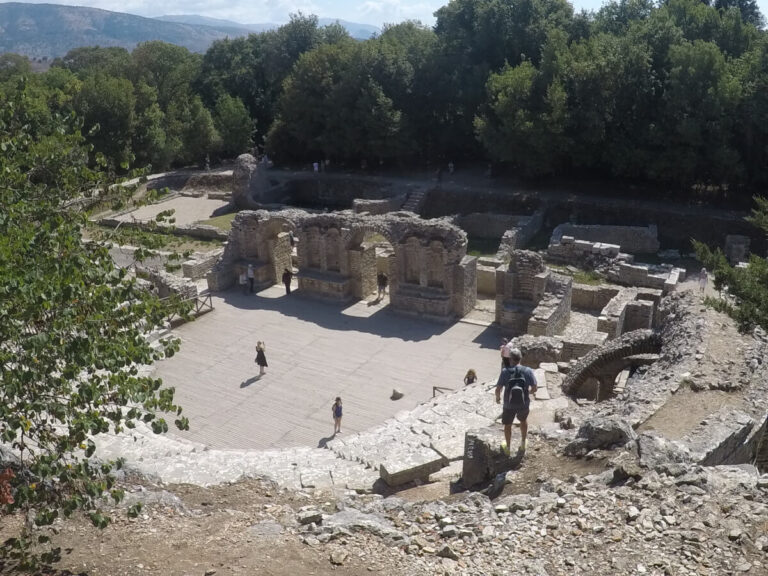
[464,368,477,386]
[332,397,343,434]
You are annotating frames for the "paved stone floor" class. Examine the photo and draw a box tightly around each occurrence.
[158,284,502,451]
[115,196,229,226]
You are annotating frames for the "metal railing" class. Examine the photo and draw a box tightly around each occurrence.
[433,385,454,397]
[165,292,214,324]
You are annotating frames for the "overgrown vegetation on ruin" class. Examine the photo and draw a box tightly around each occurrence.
[1,0,768,193]
[695,196,768,331]
[0,87,190,570]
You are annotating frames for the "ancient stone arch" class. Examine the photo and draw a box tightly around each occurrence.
[207,209,477,320]
[561,329,663,400]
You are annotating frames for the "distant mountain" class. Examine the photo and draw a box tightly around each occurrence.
[158,14,380,40]
[155,14,277,34]
[316,18,379,39]
[0,3,252,58]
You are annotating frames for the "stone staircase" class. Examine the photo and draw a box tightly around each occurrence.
[93,372,565,492]
[401,189,428,214]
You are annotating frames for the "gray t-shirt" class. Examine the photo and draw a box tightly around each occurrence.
[495,365,537,409]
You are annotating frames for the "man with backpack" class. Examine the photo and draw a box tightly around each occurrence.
[495,348,537,455]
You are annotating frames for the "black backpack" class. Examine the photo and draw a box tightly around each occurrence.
[506,366,527,408]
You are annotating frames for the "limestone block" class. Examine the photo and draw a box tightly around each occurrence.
[684,408,755,466]
[574,240,593,252]
[539,362,559,373]
[561,236,574,244]
[462,427,513,489]
[379,446,447,487]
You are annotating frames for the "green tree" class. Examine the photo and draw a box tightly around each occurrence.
[53,46,132,78]
[694,196,768,330]
[0,53,32,82]
[132,81,168,169]
[180,96,221,166]
[214,94,253,158]
[74,73,136,171]
[0,84,188,571]
[475,61,570,176]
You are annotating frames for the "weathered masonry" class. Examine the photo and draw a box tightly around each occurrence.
[208,209,477,321]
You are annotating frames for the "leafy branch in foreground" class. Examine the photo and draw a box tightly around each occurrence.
[0,82,189,571]
[694,195,768,332]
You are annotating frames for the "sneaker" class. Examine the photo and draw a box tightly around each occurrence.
[518,439,527,452]
[501,441,510,456]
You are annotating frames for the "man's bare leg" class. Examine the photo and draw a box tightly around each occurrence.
[519,419,528,451]
[504,424,512,450]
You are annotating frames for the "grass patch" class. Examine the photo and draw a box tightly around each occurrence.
[199,212,237,231]
[467,236,500,258]
[572,270,604,285]
[548,263,604,285]
[84,223,222,253]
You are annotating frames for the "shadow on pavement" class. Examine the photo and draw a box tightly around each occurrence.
[240,374,262,388]
[219,288,453,342]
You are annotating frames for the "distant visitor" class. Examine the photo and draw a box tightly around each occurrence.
[255,341,268,376]
[377,272,388,299]
[464,369,477,386]
[699,267,708,292]
[332,397,343,434]
[282,268,293,295]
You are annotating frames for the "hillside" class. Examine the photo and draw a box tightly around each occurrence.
[157,14,380,39]
[0,3,250,58]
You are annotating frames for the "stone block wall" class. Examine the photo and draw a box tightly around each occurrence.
[182,250,223,280]
[551,223,660,254]
[137,265,198,300]
[560,339,603,362]
[476,262,500,296]
[353,195,407,215]
[571,284,621,311]
[459,210,544,252]
[623,300,654,332]
[452,255,478,317]
[528,274,572,337]
[684,408,756,466]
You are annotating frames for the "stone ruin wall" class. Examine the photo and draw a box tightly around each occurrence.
[208,209,476,320]
[353,195,407,215]
[528,273,573,337]
[136,264,198,300]
[551,223,660,254]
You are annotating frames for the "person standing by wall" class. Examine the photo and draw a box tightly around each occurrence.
[282,268,293,295]
[255,341,268,376]
[247,263,255,293]
[239,269,248,294]
[332,397,343,434]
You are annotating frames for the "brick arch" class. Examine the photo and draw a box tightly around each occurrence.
[260,215,297,238]
[561,330,663,399]
[344,224,396,249]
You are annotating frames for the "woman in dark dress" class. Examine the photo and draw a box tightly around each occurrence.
[255,341,268,375]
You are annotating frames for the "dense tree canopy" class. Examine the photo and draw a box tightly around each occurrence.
[0,81,189,569]
[2,1,768,194]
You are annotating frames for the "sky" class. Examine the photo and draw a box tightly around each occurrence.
[10,0,768,27]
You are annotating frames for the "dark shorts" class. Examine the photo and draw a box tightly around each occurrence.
[502,407,529,425]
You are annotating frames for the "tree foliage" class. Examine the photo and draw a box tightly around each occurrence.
[0,82,189,570]
[5,0,768,189]
[694,196,768,331]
